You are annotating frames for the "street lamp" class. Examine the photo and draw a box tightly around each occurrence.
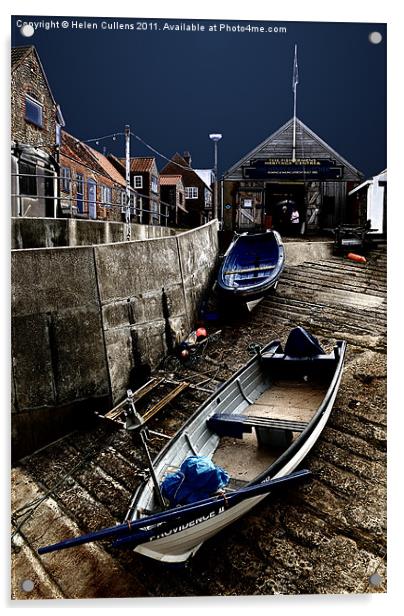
[209,133,222,221]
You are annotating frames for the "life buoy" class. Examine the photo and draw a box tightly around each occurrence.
[347,253,367,264]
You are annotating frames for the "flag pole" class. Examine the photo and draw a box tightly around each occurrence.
[292,44,298,163]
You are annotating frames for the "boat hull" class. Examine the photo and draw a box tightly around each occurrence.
[217,230,285,301]
[129,332,346,563]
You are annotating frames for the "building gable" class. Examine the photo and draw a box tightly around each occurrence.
[225,117,363,182]
[11,46,61,156]
[161,153,209,190]
[12,46,58,108]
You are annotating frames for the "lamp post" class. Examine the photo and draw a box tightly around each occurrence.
[209,133,222,221]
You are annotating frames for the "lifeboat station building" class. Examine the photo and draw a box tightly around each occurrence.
[222,117,363,234]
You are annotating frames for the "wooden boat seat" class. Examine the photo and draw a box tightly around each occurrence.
[207,413,308,447]
[224,264,276,275]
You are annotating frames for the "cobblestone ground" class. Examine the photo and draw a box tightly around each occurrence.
[11,245,387,599]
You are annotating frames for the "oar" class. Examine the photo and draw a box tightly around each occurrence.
[111,468,311,549]
[37,469,311,555]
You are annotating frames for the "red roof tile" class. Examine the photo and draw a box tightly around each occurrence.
[117,157,156,173]
[61,131,125,186]
[90,148,126,186]
[160,175,183,185]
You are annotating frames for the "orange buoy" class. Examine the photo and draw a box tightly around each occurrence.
[347,253,367,264]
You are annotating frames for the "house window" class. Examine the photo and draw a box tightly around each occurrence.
[101,185,112,207]
[76,173,84,194]
[205,188,212,207]
[19,161,37,196]
[185,186,198,199]
[133,175,143,189]
[151,175,159,194]
[76,173,84,213]
[25,95,43,128]
[61,167,71,192]
[55,123,62,146]
[150,200,159,224]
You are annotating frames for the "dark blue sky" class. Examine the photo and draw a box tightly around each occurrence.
[12,16,387,178]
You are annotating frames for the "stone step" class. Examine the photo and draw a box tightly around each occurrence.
[11,468,146,600]
[281,270,386,296]
[261,295,387,325]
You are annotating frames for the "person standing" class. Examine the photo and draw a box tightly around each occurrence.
[290,207,300,235]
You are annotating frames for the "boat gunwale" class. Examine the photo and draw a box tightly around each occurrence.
[252,339,347,483]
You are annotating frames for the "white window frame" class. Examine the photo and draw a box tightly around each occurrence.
[25,95,43,128]
[101,185,112,207]
[133,175,143,189]
[185,186,198,199]
[120,190,127,213]
[55,123,62,146]
[61,167,71,192]
[204,188,212,207]
[151,175,159,194]
[150,200,159,224]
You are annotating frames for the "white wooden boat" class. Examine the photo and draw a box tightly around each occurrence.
[38,327,346,565]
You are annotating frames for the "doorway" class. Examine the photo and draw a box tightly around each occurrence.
[265,183,306,235]
[87,179,97,220]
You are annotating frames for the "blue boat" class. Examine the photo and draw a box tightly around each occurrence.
[217,230,285,302]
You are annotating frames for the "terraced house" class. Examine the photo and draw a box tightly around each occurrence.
[60,131,126,221]
[109,155,161,224]
[11,45,65,217]
[159,175,188,227]
[160,152,213,228]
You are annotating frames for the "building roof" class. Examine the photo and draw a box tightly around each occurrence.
[224,117,363,181]
[160,175,183,186]
[90,148,126,186]
[160,152,191,173]
[61,131,101,170]
[348,168,387,196]
[117,157,156,173]
[160,153,212,192]
[61,130,125,185]
[194,169,214,188]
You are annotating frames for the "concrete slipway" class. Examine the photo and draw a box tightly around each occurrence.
[11,240,386,599]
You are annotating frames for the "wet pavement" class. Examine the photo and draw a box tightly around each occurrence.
[11,245,387,599]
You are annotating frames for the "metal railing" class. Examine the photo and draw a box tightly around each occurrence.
[11,171,176,226]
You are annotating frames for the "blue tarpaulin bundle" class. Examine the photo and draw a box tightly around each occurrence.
[161,456,230,507]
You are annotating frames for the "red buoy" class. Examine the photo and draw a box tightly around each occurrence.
[347,253,367,264]
[196,327,207,340]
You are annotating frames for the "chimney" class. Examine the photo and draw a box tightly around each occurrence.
[183,151,192,167]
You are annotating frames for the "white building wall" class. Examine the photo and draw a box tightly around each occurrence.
[367,170,387,233]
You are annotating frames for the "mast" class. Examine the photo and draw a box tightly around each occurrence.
[292,44,299,163]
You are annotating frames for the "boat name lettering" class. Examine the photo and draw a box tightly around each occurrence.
[151,507,225,541]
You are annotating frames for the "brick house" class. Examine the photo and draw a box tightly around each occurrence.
[109,155,161,224]
[60,131,126,221]
[11,45,64,217]
[160,152,213,228]
[159,175,188,227]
